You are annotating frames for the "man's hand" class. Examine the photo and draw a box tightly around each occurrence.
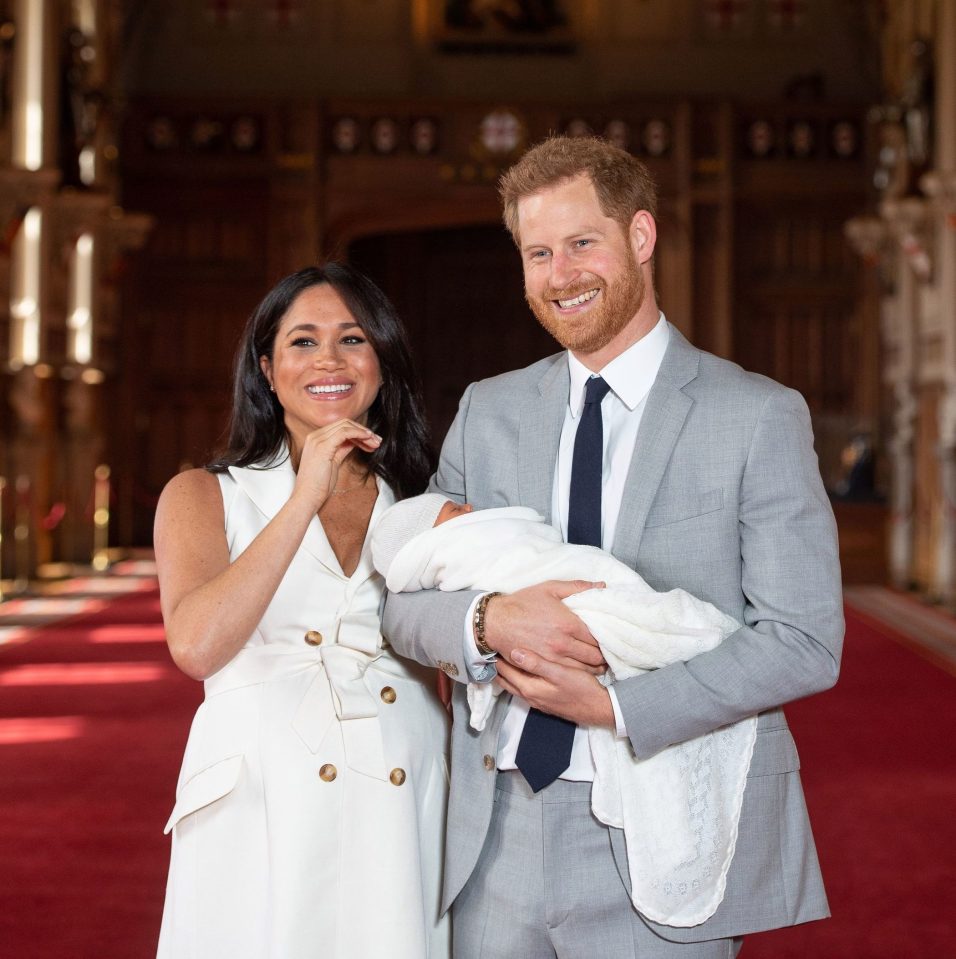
[496,650,615,728]
[483,580,605,672]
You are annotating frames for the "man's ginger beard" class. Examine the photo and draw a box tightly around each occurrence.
[525,249,646,354]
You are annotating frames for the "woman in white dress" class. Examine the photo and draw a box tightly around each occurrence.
[154,264,450,959]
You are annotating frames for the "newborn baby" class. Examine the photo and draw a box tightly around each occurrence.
[372,493,758,928]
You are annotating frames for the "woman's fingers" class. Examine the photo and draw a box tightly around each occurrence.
[330,429,382,461]
[308,419,381,455]
[290,420,382,508]
[300,422,380,464]
[328,434,380,466]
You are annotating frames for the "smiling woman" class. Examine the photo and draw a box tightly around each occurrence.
[258,285,383,454]
[212,264,433,499]
[151,264,448,959]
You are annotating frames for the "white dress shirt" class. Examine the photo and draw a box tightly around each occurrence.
[466,314,670,780]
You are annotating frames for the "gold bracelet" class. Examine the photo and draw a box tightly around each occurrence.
[473,591,501,657]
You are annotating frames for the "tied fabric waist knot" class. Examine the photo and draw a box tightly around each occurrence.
[203,630,390,781]
[320,644,381,721]
[294,644,389,781]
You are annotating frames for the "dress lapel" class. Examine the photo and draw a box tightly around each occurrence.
[517,356,569,523]
[612,325,700,570]
[230,451,397,583]
[228,449,344,578]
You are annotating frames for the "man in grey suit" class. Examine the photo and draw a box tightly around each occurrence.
[384,136,843,958]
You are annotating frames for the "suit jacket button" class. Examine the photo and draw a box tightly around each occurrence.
[380,686,397,704]
[483,755,495,771]
[389,768,406,786]
[304,630,323,646]
[319,763,337,782]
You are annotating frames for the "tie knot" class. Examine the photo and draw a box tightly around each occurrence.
[584,376,611,406]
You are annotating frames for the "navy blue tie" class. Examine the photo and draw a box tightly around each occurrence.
[515,375,611,792]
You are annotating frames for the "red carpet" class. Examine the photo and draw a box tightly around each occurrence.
[1,596,954,958]
[0,587,201,959]
[745,609,956,958]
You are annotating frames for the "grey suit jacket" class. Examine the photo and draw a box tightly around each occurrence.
[383,325,844,941]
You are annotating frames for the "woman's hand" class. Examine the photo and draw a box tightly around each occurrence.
[293,419,382,509]
[158,423,381,680]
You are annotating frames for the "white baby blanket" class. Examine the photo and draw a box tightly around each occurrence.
[380,507,757,927]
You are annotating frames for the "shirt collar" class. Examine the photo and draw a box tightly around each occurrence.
[567,313,670,417]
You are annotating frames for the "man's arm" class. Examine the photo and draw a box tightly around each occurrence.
[383,571,606,682]
[383,380,604,680]
[615,387,843,757]
[383,587,481,680]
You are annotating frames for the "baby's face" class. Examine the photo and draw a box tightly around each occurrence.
[434,501,474,526]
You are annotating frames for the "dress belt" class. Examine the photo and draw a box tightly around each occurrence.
[204,633,390,781]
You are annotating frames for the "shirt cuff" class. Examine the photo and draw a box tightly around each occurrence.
[607,686,628,739]
[463,593,497,683]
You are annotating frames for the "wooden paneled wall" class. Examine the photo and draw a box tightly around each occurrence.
[115,179,272,544]
[117,96,871,552]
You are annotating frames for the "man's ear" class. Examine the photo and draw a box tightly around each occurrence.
[629,210,657,265]
[259,355,273,391]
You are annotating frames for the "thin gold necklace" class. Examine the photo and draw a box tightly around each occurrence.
[331,471,372,495]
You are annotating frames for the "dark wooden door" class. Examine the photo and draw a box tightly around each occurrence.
[113,178,271,545]
[350,224,559,446]
[733,198,859,418]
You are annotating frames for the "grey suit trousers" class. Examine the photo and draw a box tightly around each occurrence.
[454,772,743,959]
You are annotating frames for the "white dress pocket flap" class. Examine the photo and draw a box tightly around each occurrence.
[163,754,243,835]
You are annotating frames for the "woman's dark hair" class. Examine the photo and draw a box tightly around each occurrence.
[209,263,435,500]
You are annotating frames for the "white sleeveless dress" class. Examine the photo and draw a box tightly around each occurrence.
[157,455,451,959]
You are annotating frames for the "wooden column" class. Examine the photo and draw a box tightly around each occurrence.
[1,0,152,579]
[880,199,924,588]
[924,0,956,602]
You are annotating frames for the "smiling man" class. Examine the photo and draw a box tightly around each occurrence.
[384,136,844,958]
[518,167,653,364]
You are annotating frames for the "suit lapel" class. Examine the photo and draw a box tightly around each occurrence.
[229,450,344,577]
[612,326,700,570]
[517,356,569,523]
